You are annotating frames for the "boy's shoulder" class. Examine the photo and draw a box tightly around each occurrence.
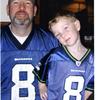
[88,49,94,65]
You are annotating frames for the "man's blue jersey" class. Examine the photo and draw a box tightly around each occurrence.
[1,25,59,100]
[34,46,94,100]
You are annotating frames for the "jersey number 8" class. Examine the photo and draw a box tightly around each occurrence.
[12,64,35,100]
[64,76,84,100]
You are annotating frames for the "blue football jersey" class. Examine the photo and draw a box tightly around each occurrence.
[86,76,94,91]
[34,46,94,100]
[1,25,59,100]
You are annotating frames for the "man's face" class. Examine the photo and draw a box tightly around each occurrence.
[7,0,37,25]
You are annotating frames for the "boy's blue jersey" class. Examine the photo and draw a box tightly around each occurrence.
[1,25,59,100]
[34,46,94,100]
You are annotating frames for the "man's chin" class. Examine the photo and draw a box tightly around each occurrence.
[14,18,31,25]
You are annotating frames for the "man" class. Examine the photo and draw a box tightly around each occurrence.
[1,0,59,100]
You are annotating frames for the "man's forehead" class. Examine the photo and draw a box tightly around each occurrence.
[8,0,35,4]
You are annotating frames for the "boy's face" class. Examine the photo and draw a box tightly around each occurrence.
[7,0,37,25]
[51,17,80,46]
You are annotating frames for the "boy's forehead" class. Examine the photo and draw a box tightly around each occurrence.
[57,16,73,22]
[50,16,74,31]
[54,17,72,26]
[51,20,65,32]
[51,17,73,31]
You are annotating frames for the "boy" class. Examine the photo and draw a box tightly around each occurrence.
[33,10,94,100]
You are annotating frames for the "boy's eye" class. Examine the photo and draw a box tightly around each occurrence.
[55,33,62,39]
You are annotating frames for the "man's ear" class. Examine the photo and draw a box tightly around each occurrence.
[74,19,81,31]
[33,5,37,16]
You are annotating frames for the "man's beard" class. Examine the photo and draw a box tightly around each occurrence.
[14,17,31,25]
[10,15,33,26]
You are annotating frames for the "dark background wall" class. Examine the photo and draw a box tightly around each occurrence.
[39,0,94,49]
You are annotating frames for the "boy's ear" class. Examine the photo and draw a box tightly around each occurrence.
[74,20,81,31]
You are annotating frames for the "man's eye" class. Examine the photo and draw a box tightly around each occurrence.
[26,2,31,4]
[13,1,19,5]
[26,1,32,5]
[64,26,68,30]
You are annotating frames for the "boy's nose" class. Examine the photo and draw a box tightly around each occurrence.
[60,33,65,38]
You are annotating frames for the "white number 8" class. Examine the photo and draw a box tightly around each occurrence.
[12,64,35,100]
[63,76,84,100]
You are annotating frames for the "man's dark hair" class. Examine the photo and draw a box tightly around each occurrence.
[8,0,37,5]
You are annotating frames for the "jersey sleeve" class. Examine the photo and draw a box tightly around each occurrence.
[32,49,54,83]
[85,51,94,91]
[85,76,94,91]
[32,63,48,83]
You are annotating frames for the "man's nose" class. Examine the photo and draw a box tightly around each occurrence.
[19,3,26,10]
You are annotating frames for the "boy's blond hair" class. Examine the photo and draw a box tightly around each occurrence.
[48,10,77,31]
